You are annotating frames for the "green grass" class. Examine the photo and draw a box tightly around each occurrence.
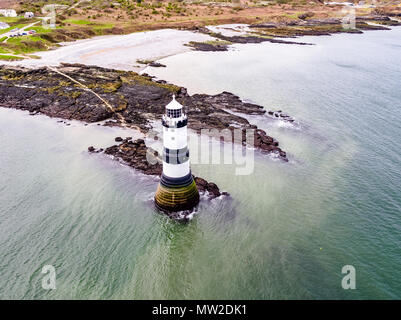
[25,26,58,33]
[7,35,46,44]
[65,19,92,25]
[92,23,115,31]
[0,54,24,61]
[1,34,49,55]
[0,23,31,35]
[0,17,21,24]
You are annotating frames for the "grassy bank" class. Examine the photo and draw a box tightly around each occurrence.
[0,0,399,60]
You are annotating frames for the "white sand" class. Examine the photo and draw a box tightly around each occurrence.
[0,29,214,71]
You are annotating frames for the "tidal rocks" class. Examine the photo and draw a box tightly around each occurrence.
[148,62,166,68]
[267,110,295,123]
[298,12,315,20]
[191,91,265,115]
[246,16,399,39]
[252,129,287,161]
[194,177,227,198]
[103,138,162,176]
[208,32,313,46]
[186,41,229,52]
[95,137,226,201]
[250,23,278,29]
[0,64,289,161]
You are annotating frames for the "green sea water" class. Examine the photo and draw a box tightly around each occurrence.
[1,28,401,299]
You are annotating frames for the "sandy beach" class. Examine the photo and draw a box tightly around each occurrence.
[0,29,213,71]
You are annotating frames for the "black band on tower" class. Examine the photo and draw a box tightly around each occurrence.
[160,172,194,188]
[162,118,188,128]
[163,147,189,164]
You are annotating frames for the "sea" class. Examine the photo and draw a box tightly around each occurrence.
[1,27,400,299]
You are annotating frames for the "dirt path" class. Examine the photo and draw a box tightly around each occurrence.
[46,65,140,130]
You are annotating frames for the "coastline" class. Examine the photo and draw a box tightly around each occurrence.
[1,13,400,71]
[1,14,401,298]
[1,21,400,172]
[0,29,214,72]
[1,21,400,219]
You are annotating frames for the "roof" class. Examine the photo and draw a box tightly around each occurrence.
[165,95,183,110]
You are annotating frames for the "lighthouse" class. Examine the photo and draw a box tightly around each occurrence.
[154,95,199,212]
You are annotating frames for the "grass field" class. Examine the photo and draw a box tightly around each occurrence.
[0,0,399,61]
[0,54,24,61]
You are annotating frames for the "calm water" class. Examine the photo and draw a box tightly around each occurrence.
[1,28,401,299]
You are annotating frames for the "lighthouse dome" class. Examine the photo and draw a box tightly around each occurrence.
[166,95,183,110]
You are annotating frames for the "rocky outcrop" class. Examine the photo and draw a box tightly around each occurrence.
[194,177,227,198]
[267,110,295,123]
[0,64,290,161]
[148,62,166,68]
[236,16,399,40]
[186,41,229,52]
[102,138,163,176]
[191,91,266,115]
[202,32,314,46]
[89,137,227,200]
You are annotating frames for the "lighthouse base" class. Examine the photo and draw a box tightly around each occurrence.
[155,173,200,212]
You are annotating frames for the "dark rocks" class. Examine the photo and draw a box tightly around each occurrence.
[356,15,391,21]
[199,27,314,46]
[88,146,103,153]
[191,91,265,115]
[148,62,166,68]
[103,137,162,175]
[187,41,229,52]
[298,12,315,20]
[115,136,123,142]
[252,128,287,161]
[211,33,313,46]
[246,16,399,39]
[95,137,227,200]
[267,110,295,123]
[250,23,277,28]
[300,18,342,26]
[0,64,289,161]
[194,177,227,198]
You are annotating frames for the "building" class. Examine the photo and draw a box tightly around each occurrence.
[24,12,34,18]
[0,9,17,17]
[0,22,10,29]
[154,95,199,212]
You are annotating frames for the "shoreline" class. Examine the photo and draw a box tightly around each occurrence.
[0,29,214,72]
[1,14,400,70]
[1,23,399,219]
[0,63,290,160]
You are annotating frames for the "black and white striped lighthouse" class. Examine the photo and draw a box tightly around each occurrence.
[154,95,199,212]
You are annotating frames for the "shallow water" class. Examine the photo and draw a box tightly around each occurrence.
[1,28,401,299]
